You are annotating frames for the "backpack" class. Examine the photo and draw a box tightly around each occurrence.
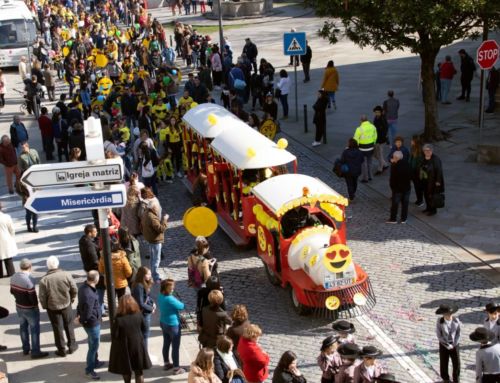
[188,256,204,288]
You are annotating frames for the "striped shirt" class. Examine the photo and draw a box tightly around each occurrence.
[10,272,38,309]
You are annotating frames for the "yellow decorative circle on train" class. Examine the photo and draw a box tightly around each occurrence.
[276,138,288,149]
[309,254,318,267]
[248,224,256,234]
[183,207,218,237]
[300,245,311,261]
[325,295,340,311]
[257,225,266,252]
[323,244,352,273]
[267,244,273,258]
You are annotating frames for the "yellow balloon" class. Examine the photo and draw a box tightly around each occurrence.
[95,53,108,68]
[277,138,288,149]
[62,46,70,57]
[207,113,217,126]
[183,207,218,237]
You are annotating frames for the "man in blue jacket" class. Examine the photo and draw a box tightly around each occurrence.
[77,270,102,380]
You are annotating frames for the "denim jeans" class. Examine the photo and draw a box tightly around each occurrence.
[16,307,41,354]
[326,91,336,107]
[390,191,410,221]
[84,325,101,373]
[361,150,374,181]
[279,94,289,117]
[149,243,162,282]
[143,313,152,350]
[440,78,451,103]
[97,287,105,315]
[160,322,181,367]
[25,209,38,229]
[387,119,398,145]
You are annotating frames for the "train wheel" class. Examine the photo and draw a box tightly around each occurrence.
[263,261,280,286]
[288,286,311,316]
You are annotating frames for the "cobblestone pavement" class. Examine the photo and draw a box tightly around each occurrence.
[154,136,500,383]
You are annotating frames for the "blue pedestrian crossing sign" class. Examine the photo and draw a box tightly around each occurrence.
[283,32,306,56]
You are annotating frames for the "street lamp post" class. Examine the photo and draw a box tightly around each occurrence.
[216,0,224,50]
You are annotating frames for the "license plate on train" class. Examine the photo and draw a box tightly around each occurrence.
[323,278,353,289]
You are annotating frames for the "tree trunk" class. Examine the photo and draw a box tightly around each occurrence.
[420,50,442,141]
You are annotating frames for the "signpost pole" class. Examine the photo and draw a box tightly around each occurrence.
[84,117,116,330]
[294,58,298,122]
[98,208,115,323]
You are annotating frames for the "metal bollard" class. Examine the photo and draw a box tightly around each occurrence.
[304,104,308,133]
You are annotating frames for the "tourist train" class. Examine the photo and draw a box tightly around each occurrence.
[182,104,375,318]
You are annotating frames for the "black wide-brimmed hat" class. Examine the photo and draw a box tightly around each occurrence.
[375,373,399,383]
[0,306,9,319]
[332,320,356,334]
[321,335,339,351]
[435,303,458,315]
[485,302,500,313]
[337,343,360,359]
[470,327,496,343]
[359,345,382,358]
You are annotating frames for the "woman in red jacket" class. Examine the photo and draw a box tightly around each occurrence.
[237,324,269,383]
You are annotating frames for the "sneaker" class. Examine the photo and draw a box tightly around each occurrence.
[415,201,424,207]
[31,351,49,359]
[400,220,407,224]
[32,227,39,233]
[86,371,101,380]
[163,363,174,371]
[95,361,106,368]
[68,345,79,354]
[311,141,321,147]
[385,220,397,224]
[55,349,66,357]
[173,367,186,375]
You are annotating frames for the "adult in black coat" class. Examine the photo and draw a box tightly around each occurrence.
[109,295,151,382]
[196,276,225,326]
[242,38,258,73]
[388,151,412,223]
[420,144,444,216]
[68,123,86,160]
[192,78,208,104]
[300,43,312,82]
[312,90,328,146]
[198,290,232,348]
[214,335,245,383]
[66,103,84,127]
[121,88,139,128]
[457,49,476,101]
[340,138,365,201]
[138,106,153,136]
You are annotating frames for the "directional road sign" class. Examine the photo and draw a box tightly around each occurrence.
[21,158,123,188]
[283,32,306,56]
[25,184,127,214]
[477,40,499,70]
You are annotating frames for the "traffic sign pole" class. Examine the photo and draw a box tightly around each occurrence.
[294,60,298,122]
[476,40,499,146]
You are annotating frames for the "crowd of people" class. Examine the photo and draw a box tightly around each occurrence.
[334,90,445,222]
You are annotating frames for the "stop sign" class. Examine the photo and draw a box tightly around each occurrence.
[476,40,499,70]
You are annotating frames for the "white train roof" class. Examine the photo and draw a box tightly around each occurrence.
[210,124,296,170]
[182,104,238,139]
[252,174,348,215]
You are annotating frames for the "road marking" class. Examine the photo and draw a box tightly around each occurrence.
[356,314,434,383]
